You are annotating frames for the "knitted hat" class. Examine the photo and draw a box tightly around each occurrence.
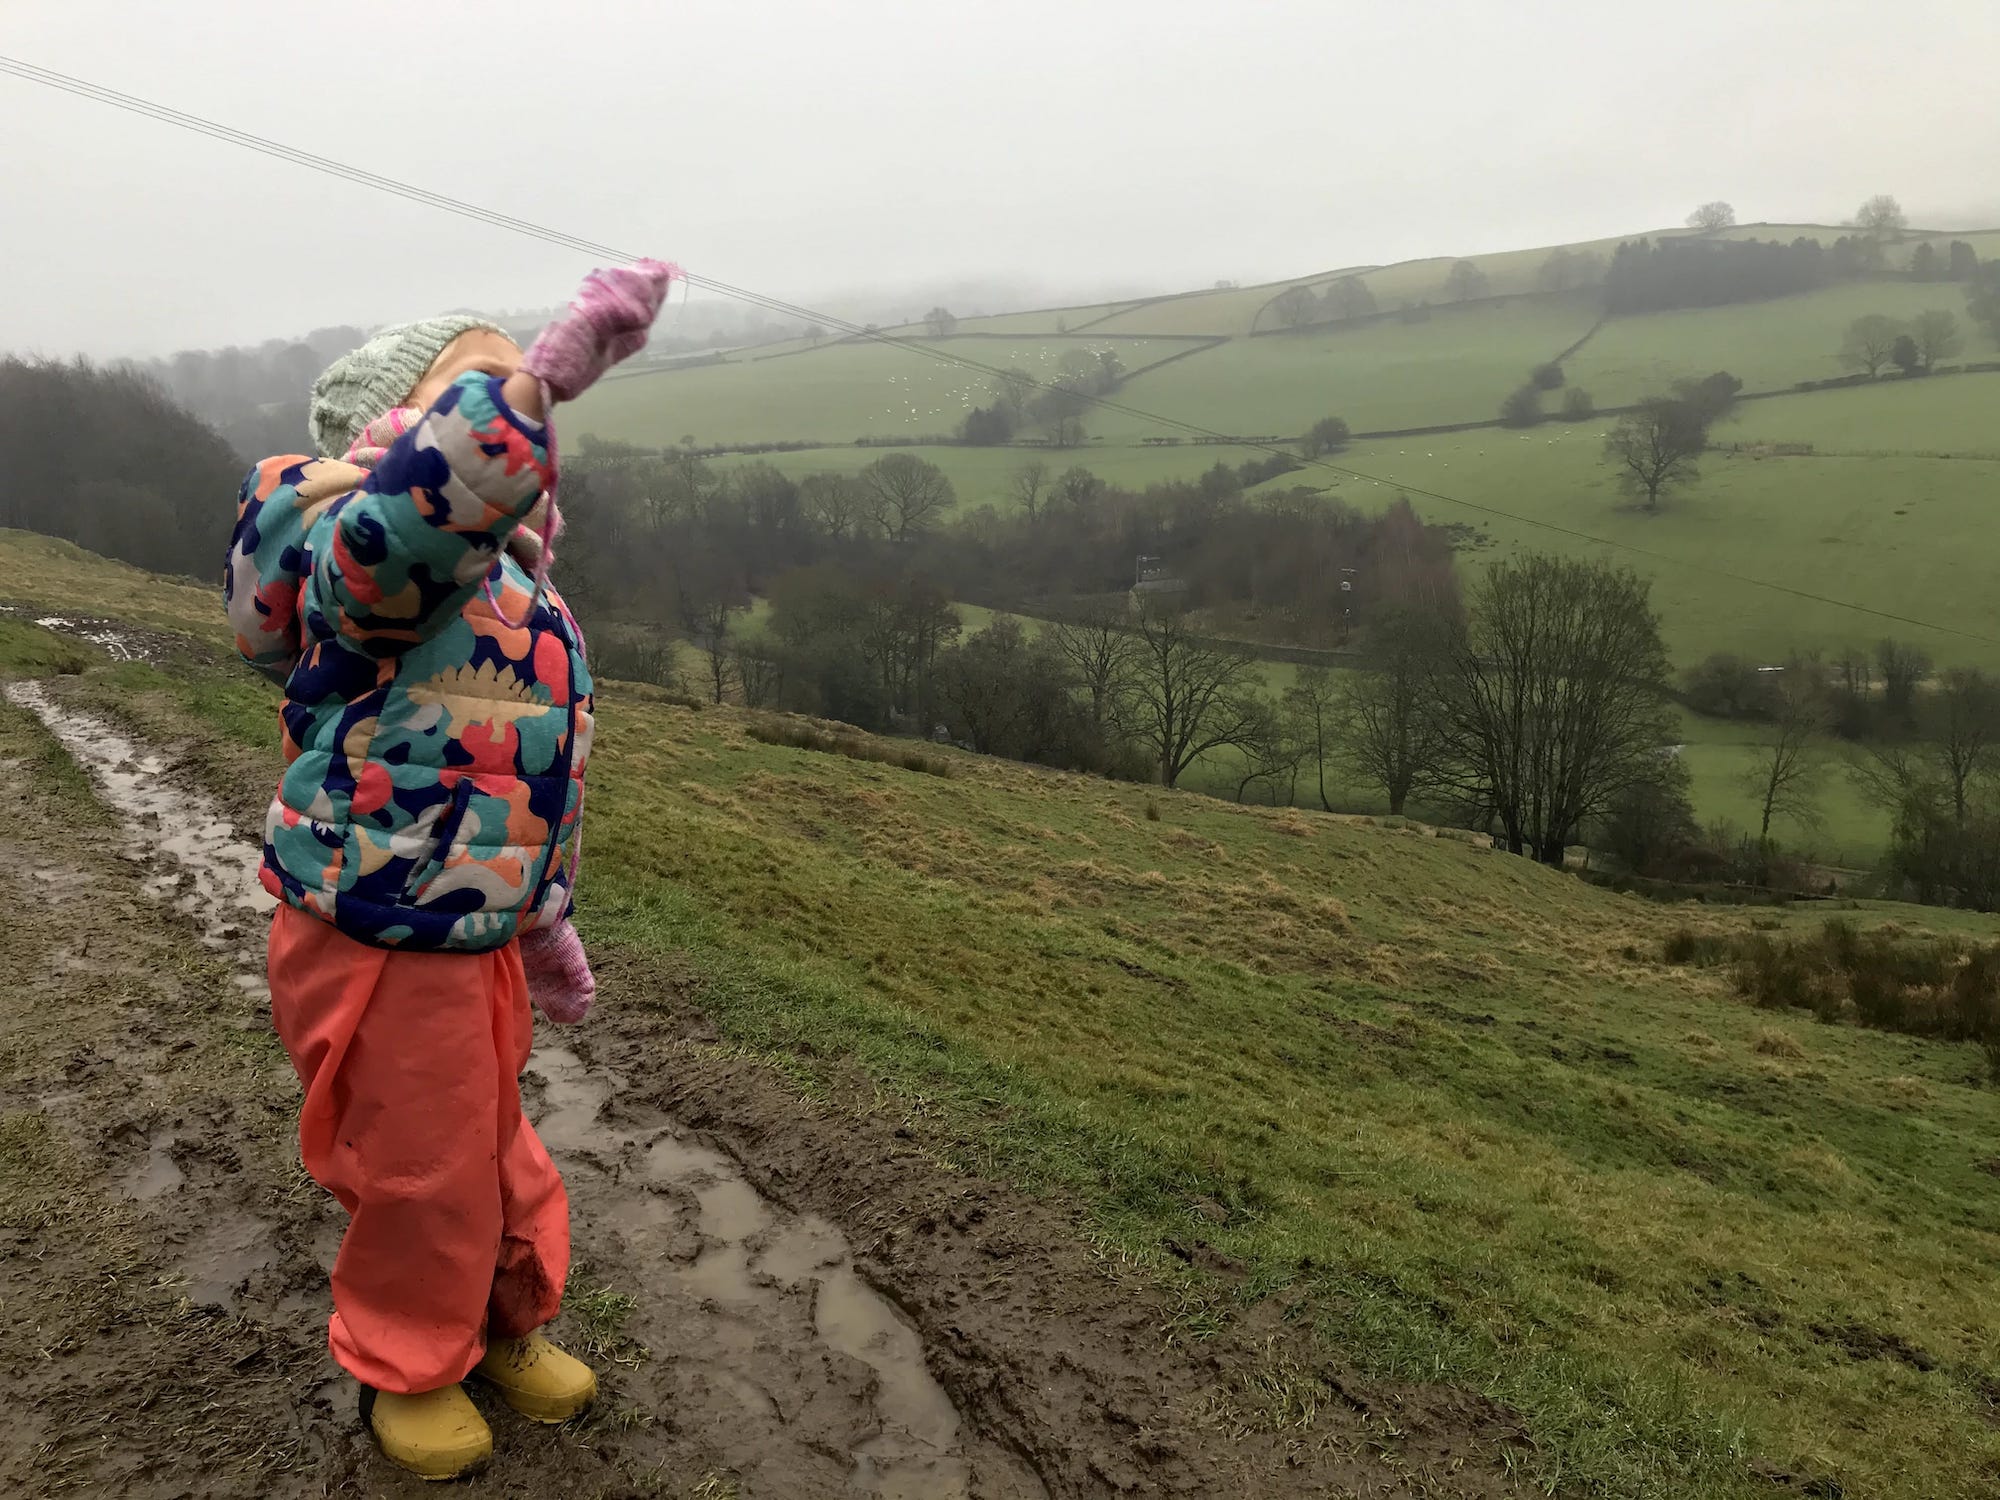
[308,314,505,458]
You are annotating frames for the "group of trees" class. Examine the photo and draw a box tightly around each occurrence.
[1607,236,1878,314]
[557,435,1460,717]
[1861,667,2000,909]
[1908,240,1982,282]
[1838,309,1964,377]
[0,357,244,578]
[1219,556,1681,862]
[1499,359,1594,427]
[1269,258,1502,333]
[1272,275,1377,330]
[957,349,1124,448]
[118,324,367,461]
[641,498,1458,793]
[1536,247,1608,293]
[1680,642,2000,908]
[885,551,1686,872]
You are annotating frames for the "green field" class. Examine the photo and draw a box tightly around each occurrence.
[1728,375,2000,455]
[1296,407,2000,668]
[580,333,1195,447]
[1565,280,1985,408]
[1672,709,1890,866]
[1103,292,1600,437]
[7,531,2000,1499]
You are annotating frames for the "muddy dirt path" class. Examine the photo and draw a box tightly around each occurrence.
[4,679,1042,1500]
[0,635,1532,1500]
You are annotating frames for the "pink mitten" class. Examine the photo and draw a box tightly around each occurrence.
[519,259,681,402]
[520,919,597,1024]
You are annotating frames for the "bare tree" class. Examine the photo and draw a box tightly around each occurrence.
[1537,248,1580,293]
[732,643,784,708]
[1854,669,2000,833]
[1008,460,1050,520]
[1300,416,1352,458]
[799,471,867,540]
[1049,611,1140,734]
[1282,667,1343,812]
[676,587,740,705]
[1930,669,2000,826]
[992,367,1037,423]
[1271,285,1318,330]
[856,576,961,717]
[923,306,958,337]
[1125,607,1262,788]
[1499,385,1544,428]
[859,453,957,542]
[1828,649,1876,737]
[1855,194,1908,240]
[1053,465,1106,511]
[1231,695,1307,804]
[1321,275,1376,321]
[1031,380,1091,448]
[1911,308,1963,371]
[1603,397,1707,510]
[1536,248,1606,293]
[1338,608,1450,816]
[1876,638,1932,721]
[1443,259,1490,301]
[1686,201,1737,233]
[1840,314,1904,376]
[1746,668,1829,845]
[1438,555,1676,862]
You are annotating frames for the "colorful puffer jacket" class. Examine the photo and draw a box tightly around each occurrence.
[223,372,592,952]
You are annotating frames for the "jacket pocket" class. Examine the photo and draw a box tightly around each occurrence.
[402,779,474,902]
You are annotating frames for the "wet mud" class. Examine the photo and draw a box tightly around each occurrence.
[0,640,1532,1499]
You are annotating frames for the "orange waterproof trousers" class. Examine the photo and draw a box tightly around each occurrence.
[267,905,569,1394]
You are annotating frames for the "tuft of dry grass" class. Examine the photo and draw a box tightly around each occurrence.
[743,716,953,778]
[1752,1028,1806,1059]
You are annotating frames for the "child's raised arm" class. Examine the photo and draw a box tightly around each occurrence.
[305,260,677,658]
[305,373,552,657]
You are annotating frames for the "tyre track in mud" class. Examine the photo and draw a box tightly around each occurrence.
[1,629,1536,1499]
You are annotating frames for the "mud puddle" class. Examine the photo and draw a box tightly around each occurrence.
[531,1045,1034,1498]
[0,603,163,664]
[3,680,275,976]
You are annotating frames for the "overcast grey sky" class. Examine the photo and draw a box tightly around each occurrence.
[6,0,1999,359]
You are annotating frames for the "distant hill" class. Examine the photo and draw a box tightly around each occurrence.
[569,220,2000,679]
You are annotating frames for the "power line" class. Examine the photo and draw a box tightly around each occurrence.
[3,52,1995,647]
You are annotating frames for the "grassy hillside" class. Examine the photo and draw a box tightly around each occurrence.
[6,532,2000,1498]
[1101,293,1602,437]
[585,333,1195,447]
[1565,280,1984,408]
[1727,376,2000,455]
[1347,406,2000,665]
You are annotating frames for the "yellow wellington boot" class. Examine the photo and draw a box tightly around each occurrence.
[360,1384,492,1481]
[474,1332,599,1423]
